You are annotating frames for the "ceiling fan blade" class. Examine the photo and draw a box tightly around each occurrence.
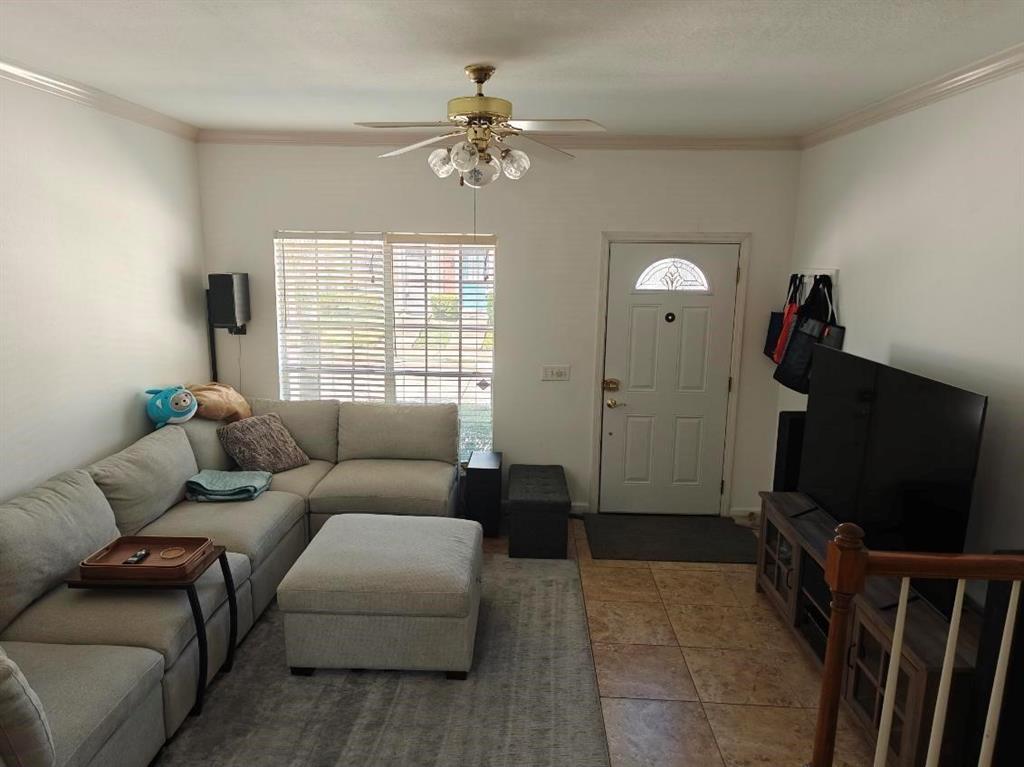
[508,119,605,133]
[510,133,575,159]
[356,121,455,129]
[378,131,464,158]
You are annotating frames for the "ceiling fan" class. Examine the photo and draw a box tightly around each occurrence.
[355,64,605,188]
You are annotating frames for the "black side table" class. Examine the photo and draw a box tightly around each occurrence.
[466,451,502,537]
[66,545,237,716]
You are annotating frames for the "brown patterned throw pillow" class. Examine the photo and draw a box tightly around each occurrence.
[217,413,309,473]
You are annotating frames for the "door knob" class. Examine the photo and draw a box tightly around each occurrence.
[606,399,625,409]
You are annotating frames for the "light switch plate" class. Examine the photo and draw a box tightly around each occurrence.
[542,365,571,382]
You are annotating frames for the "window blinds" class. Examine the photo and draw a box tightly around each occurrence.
[274,231,495,459]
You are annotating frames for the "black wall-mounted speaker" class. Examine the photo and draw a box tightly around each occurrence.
[207,273,250,331]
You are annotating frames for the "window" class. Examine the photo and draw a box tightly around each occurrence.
[274,231,495,459]
[635,258,709,292]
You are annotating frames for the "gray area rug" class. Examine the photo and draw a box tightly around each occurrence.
[585,513,757,563]
[154,555,609,767]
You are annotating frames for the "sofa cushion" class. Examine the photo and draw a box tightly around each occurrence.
[249,398,339,463]
[3,641,162,767]
[0,553,250,668]
[308,460,456,517]
[269,460,333,500]
[278,514,482,618]
[0,644,56,767]
[180,417,234,471]
[88,426,198,535]
[218,413,309,473]
[337,403,458,463]
[0,470,119,634]
[139,491,304,569]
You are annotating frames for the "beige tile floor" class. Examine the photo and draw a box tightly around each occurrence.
[481,520,873,764]
[568,518,875,767]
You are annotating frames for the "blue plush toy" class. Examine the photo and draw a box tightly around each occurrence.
[145,386,198,429]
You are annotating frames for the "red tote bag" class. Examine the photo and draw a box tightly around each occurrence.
[772,275,804,363]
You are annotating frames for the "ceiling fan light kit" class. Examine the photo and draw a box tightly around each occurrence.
[427,147,456,178]
[449,140,480,172]
[463,152,502,188]
[501,149,531,180]
[359,64,605,189]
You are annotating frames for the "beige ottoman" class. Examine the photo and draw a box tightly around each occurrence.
[277,513,482,678]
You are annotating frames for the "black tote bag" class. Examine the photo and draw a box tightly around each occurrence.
[764,274,801,360]
[773,318,825,393]
[818,278,845,351]
[774,276,843,393]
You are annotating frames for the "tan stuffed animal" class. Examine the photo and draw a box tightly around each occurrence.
[186,383,252,422]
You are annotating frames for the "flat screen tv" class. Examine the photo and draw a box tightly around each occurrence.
[798,346,987,614]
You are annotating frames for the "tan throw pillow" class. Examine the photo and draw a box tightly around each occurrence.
[187,382,252,423]
[0,648,56,767]
[217,413,309,473]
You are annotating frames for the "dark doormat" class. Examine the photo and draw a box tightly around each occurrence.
[584,513,757,563]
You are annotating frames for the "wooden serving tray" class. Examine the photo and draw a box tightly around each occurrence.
[79,536,214,581]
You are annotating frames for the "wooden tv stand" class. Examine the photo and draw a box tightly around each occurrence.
[756,492,978,767]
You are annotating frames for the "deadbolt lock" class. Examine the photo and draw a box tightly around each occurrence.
[602,378,620,392]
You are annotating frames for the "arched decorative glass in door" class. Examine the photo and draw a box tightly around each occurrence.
[634,258,710,292]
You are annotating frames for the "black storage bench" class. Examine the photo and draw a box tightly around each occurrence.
[508,464,570,559]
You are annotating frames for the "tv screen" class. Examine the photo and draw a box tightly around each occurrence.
[798,347,987,613]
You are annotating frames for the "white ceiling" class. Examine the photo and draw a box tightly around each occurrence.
[1,0,1022,136]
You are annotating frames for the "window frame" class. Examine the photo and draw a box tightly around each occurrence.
[273,230,496,459]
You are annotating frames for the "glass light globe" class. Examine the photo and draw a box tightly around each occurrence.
[463,153,501,188]
[427,147,455,178]
[501,148,531,180]
[449,141,480,172]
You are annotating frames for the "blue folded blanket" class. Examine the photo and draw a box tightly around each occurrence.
[186,469,272,502]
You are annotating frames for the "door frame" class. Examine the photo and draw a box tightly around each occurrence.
[589,232,752,517]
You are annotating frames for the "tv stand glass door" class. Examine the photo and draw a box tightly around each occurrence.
[759,515,798,615]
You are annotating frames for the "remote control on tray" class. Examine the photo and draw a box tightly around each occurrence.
[124,548,150,564]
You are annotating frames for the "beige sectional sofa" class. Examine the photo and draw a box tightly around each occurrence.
[0,399,460,767]
[185,399,461,534]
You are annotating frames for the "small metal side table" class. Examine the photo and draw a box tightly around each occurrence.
[466,451,502,537]
[66,545,237,716]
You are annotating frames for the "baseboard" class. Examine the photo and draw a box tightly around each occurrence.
[573,504,756,521]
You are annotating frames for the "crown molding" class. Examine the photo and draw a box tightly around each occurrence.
[0,59,198,141]
[196,129,802,151]
[558,134,802,150]
[801,42,1024,148]
[199,46,1024,151]
[197,129,436,147]
[5,43,1022,152]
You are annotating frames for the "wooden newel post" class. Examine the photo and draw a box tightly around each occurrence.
[808,523,868,767]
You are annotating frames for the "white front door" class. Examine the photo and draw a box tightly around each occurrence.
[599,243,739,515]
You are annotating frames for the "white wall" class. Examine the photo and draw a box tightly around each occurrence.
[787,71,1024,553]
[0,81,209,500]
[198,144,800,510]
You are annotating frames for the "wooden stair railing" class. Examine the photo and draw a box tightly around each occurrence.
[807,523,1024,767]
